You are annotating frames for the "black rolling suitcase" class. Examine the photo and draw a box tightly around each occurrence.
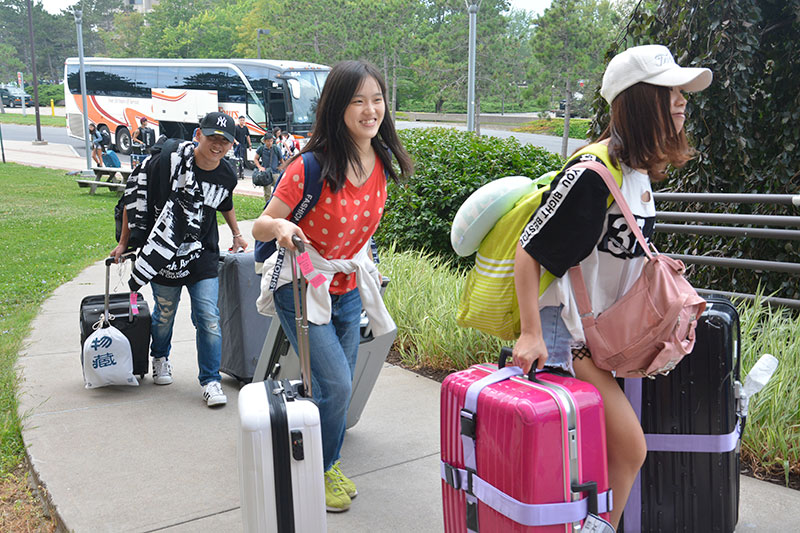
[620,296,741,533]
[80,256,150,379]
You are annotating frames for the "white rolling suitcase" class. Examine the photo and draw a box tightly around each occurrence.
[238,237,326,533]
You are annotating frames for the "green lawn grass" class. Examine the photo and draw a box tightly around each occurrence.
[0,112,65,128]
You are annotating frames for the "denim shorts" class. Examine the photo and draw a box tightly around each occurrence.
[540,305,579,376]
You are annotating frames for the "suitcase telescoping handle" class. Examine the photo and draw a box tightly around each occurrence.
[289,235,313,397]
[102,251,137,326]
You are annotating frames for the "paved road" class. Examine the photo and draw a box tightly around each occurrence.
[0,123,130,165]
[396,119,586,155]
[3,120,583,159]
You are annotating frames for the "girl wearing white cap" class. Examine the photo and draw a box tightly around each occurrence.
[512,45,711,529]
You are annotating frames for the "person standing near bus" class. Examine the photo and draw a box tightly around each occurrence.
[132,117,156,154]
[88,123,103,166]
[233,115,251,164]
[110,111,249,408]
[253,59,413,512]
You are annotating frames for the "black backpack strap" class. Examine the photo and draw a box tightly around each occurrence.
[254,152,324,284]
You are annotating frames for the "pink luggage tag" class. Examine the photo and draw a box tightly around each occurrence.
[296,251,314,277]
[309,273,327,289]
[129,293,139,315]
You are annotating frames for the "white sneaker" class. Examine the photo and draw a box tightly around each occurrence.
[152,357,173,385]
[202,381,227,407]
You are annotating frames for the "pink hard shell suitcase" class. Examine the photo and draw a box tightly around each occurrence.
[441,347,612,532]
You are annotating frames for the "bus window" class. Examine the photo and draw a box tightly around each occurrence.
[246,91,267,127]
[132,66,157,97]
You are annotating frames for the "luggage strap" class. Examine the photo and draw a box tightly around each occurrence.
[624,378,743,453]
[454,366,612,530]
[440,461,613,526]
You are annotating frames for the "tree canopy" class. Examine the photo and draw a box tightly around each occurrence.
[591,0,800,300]
[1,0,629,115]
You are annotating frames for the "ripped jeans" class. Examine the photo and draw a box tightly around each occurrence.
[150,278,222,386]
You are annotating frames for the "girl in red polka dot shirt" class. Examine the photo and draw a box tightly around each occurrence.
[253,60,412,513]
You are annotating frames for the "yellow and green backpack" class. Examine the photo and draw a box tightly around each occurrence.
[456,143,623,340]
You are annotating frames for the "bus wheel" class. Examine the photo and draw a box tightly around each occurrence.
[116,127,132,155]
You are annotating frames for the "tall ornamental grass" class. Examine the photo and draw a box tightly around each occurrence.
[379,245,799,485]
[738,297,800,484]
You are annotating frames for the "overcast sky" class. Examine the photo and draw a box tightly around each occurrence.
[42,0,552,17]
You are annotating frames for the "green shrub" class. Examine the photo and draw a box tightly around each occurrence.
[515,118,591,139]
[376,127,563,266]
[24,83,64,105]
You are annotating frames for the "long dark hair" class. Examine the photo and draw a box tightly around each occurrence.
[597,82,694,182]
[297,60,413,192]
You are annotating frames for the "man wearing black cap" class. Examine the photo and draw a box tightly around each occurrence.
[110,111,248,407]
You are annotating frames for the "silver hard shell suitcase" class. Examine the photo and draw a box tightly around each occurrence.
[252,277,396,429]
[218,251,275,382]
[237,238,326,533]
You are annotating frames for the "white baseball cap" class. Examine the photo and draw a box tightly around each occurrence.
[601,45,712,105]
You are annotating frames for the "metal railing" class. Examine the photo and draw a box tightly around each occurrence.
[652,192,800,308]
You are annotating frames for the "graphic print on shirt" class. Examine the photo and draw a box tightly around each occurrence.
[598,213,655,259]
[519,165,589,248]
[201,181,231,211]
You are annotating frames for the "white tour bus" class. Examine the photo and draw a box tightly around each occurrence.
[64,57,330,154]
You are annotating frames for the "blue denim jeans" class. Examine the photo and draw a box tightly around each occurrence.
[273,283,362,472]
[540,305,577,376]
[150,278,222,386]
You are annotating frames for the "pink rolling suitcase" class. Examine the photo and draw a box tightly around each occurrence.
[441,348,613,532]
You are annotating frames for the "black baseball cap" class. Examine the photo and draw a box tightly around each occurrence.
[199,112,235,143]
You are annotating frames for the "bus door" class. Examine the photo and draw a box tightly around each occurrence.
[264,80,288,132]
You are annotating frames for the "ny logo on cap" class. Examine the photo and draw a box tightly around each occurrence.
[217,116,228,128]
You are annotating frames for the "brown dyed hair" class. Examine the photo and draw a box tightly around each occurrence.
[597,82,694,182]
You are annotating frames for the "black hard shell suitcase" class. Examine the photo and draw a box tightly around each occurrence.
[79,257,150,378]
[620,296,741,533]
[218,251,275,382]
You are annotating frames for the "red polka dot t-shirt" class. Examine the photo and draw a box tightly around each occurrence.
[273,154,387,294]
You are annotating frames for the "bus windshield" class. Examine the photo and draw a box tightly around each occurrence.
[283,70,328,126]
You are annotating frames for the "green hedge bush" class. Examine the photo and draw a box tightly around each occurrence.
[24,83,63,105]
[376,128,563,266]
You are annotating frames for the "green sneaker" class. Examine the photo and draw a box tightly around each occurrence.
[324,468,351,512]
[331,460,358,499]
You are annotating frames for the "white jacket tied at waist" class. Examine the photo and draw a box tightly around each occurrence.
[256,242,396,338]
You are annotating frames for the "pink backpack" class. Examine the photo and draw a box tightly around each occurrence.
[568,161,706,378]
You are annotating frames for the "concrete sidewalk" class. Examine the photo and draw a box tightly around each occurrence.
[11,141,800,532]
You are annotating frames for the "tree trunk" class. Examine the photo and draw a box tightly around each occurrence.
[561,78,571,158]
[391,51,397,121]
[383,51,389,97]
[435,97,443,114]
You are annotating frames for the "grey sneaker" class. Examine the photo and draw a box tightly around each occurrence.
[202,381,227,407]
[152,357,173,385]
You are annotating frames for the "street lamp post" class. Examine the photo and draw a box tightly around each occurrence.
[73,10,94,176]
[466,1,479,132]
[256,28,270,59]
